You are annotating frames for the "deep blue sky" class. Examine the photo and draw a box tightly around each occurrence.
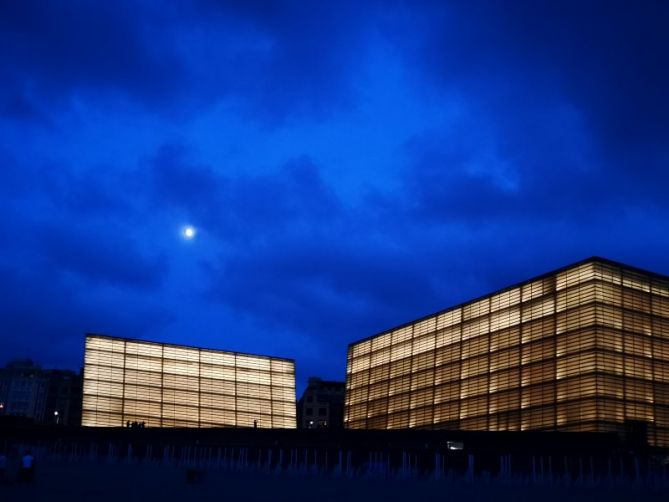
[1,1,668,393]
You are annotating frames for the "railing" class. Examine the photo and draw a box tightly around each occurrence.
[4,439,668,488]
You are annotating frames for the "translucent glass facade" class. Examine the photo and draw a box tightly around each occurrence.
[345,258,669,447]
[82,335,296,428]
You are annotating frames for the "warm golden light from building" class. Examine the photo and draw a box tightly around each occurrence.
[344,258,669,447]
[82,335,296,428]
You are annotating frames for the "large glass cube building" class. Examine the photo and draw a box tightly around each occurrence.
[344,257,669,447]
[82,334,296,428]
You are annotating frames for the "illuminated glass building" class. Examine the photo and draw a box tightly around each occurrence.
[82,334,296,428]
[345,257,669,447]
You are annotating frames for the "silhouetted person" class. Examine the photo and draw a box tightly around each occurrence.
[20,450,35,483]
[254,420,258,429]
[127,420,130,428]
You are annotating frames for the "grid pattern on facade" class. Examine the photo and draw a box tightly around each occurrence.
[82,335,296,428]
[345,259,669,447]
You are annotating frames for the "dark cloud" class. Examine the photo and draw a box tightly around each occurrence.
[149,144,341,240]
[0,262,172,370]
[0,1,183,108]
[149,144,223,213]
[0,150,30,199]
[182,0,382,120]
[39,162,140,217]
[0,91,47,123]
[202,225,450,381]
[36,222,168,290]
[0,0,384,122]
[398,1,669,155]
[206,237,441,333]
[380,0,669,226]
[402,126,602,223]
[0,156,169,371]
[402,119,668,226]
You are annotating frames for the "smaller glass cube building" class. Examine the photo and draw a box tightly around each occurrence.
[344,257,669,447]
[82,334,296,428]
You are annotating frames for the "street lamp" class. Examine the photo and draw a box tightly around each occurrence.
[54,410,60,425]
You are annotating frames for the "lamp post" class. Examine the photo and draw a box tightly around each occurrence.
[54,410,60,425]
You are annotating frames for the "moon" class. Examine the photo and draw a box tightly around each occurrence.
[182,225,196,240]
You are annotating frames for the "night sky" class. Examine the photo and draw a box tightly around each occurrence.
[1,1,668,392]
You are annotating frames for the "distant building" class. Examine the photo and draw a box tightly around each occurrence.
[82,334,297,428]
[345,257,669,448]
[298,377,345,429]
[0,359,48,422]
[45,369,83,426]
[0,359,82,426]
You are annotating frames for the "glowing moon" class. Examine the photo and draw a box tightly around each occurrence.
[182,225,196,240]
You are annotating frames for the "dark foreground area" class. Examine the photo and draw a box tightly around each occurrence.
[1,458,667,502]
[2,425,668,500]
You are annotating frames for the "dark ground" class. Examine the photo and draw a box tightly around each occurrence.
[0,459,667,501]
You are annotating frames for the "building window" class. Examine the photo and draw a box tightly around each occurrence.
[306,395,313,403]
[318,407,327,416]
[306,408,313,416]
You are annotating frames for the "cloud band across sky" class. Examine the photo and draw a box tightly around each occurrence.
[0,1,667,389]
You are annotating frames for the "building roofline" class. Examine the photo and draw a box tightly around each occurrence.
[347,255,669,349]
[307,380,345,386]
[84,332,296,364]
